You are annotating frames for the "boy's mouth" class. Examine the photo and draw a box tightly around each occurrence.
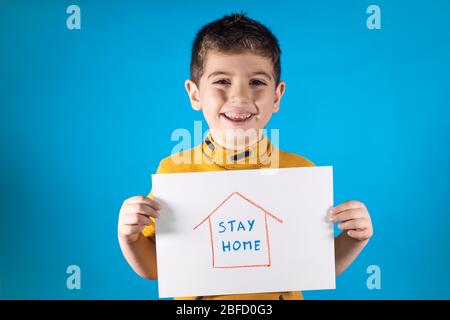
[220,111,256,124]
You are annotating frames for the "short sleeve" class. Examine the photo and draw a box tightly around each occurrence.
[141,159,168,239]
[141,191,156,239]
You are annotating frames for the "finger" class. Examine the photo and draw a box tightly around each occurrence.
[337,218,368,231]
[347,229,372,241]
[121,203,160,218]
[331,208,366,222]
[120,213,152,226]
[125,196,162,210]
[120,224,145,236]
[330,200,364,215]
[124,196,162,210]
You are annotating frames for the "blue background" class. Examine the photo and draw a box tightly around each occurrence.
[1,0,449,299]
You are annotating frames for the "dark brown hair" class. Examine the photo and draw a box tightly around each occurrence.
[190,12,282,86]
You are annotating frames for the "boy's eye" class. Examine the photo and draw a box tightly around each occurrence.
[213,79,231,85]
[250,79,267,86]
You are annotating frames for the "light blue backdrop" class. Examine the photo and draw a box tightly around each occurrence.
[1,0,449,299]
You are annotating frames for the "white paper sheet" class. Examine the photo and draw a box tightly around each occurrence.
[152,166,335,298]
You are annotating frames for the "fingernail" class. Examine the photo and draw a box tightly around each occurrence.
[338,224,343,229]
[329,208,335,214]
[347,231,352,236]
[329,216,335,222]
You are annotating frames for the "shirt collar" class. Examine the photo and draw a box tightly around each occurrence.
[201,132,274,169]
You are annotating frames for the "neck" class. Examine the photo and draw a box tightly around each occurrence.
[209,129,264,150]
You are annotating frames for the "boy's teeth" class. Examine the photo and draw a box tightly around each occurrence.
[224,112,253,120]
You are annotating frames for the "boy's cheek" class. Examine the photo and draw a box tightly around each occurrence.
[203,87,226,101]
[200,95,226,112]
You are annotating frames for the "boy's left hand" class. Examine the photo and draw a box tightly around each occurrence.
[329,200,373,241]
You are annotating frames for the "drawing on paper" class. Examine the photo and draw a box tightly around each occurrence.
[193,192,283,269]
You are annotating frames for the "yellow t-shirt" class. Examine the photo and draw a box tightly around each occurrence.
[142,133,315,300]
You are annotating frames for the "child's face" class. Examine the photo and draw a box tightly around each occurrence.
[185,50,285,149]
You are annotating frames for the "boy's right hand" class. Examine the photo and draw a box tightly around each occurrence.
[118,196,161,243]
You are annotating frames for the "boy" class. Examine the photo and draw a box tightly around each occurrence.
[118,13,373,300]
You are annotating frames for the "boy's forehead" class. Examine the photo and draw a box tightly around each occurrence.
[203,50,274,79]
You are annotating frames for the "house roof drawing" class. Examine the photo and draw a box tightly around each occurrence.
[193,191,283,269]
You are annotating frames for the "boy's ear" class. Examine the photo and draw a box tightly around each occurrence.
[273,81,286,113]
[185,80,202,111]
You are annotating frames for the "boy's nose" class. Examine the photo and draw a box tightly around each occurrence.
[229,87,251,105]
[230,96,251,106]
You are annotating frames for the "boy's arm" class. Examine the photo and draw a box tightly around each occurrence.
[119,233,158,280]
[334,232,369,276]
[118,196,161,280]
[330,200,373,276]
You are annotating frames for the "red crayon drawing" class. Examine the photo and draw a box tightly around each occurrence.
[193,192,283,269]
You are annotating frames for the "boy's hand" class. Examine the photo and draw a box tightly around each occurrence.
[329,200,373,241]
[118,196,161,243]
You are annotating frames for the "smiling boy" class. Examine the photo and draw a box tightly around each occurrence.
[118,12,373,300]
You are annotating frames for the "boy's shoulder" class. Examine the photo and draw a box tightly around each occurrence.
[276,148,316,168]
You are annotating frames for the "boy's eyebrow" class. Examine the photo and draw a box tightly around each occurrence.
[249,71,273,80]
[207,71,273,80]
[207,71,232,79]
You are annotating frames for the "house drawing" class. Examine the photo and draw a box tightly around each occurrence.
[193,192,283,269]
